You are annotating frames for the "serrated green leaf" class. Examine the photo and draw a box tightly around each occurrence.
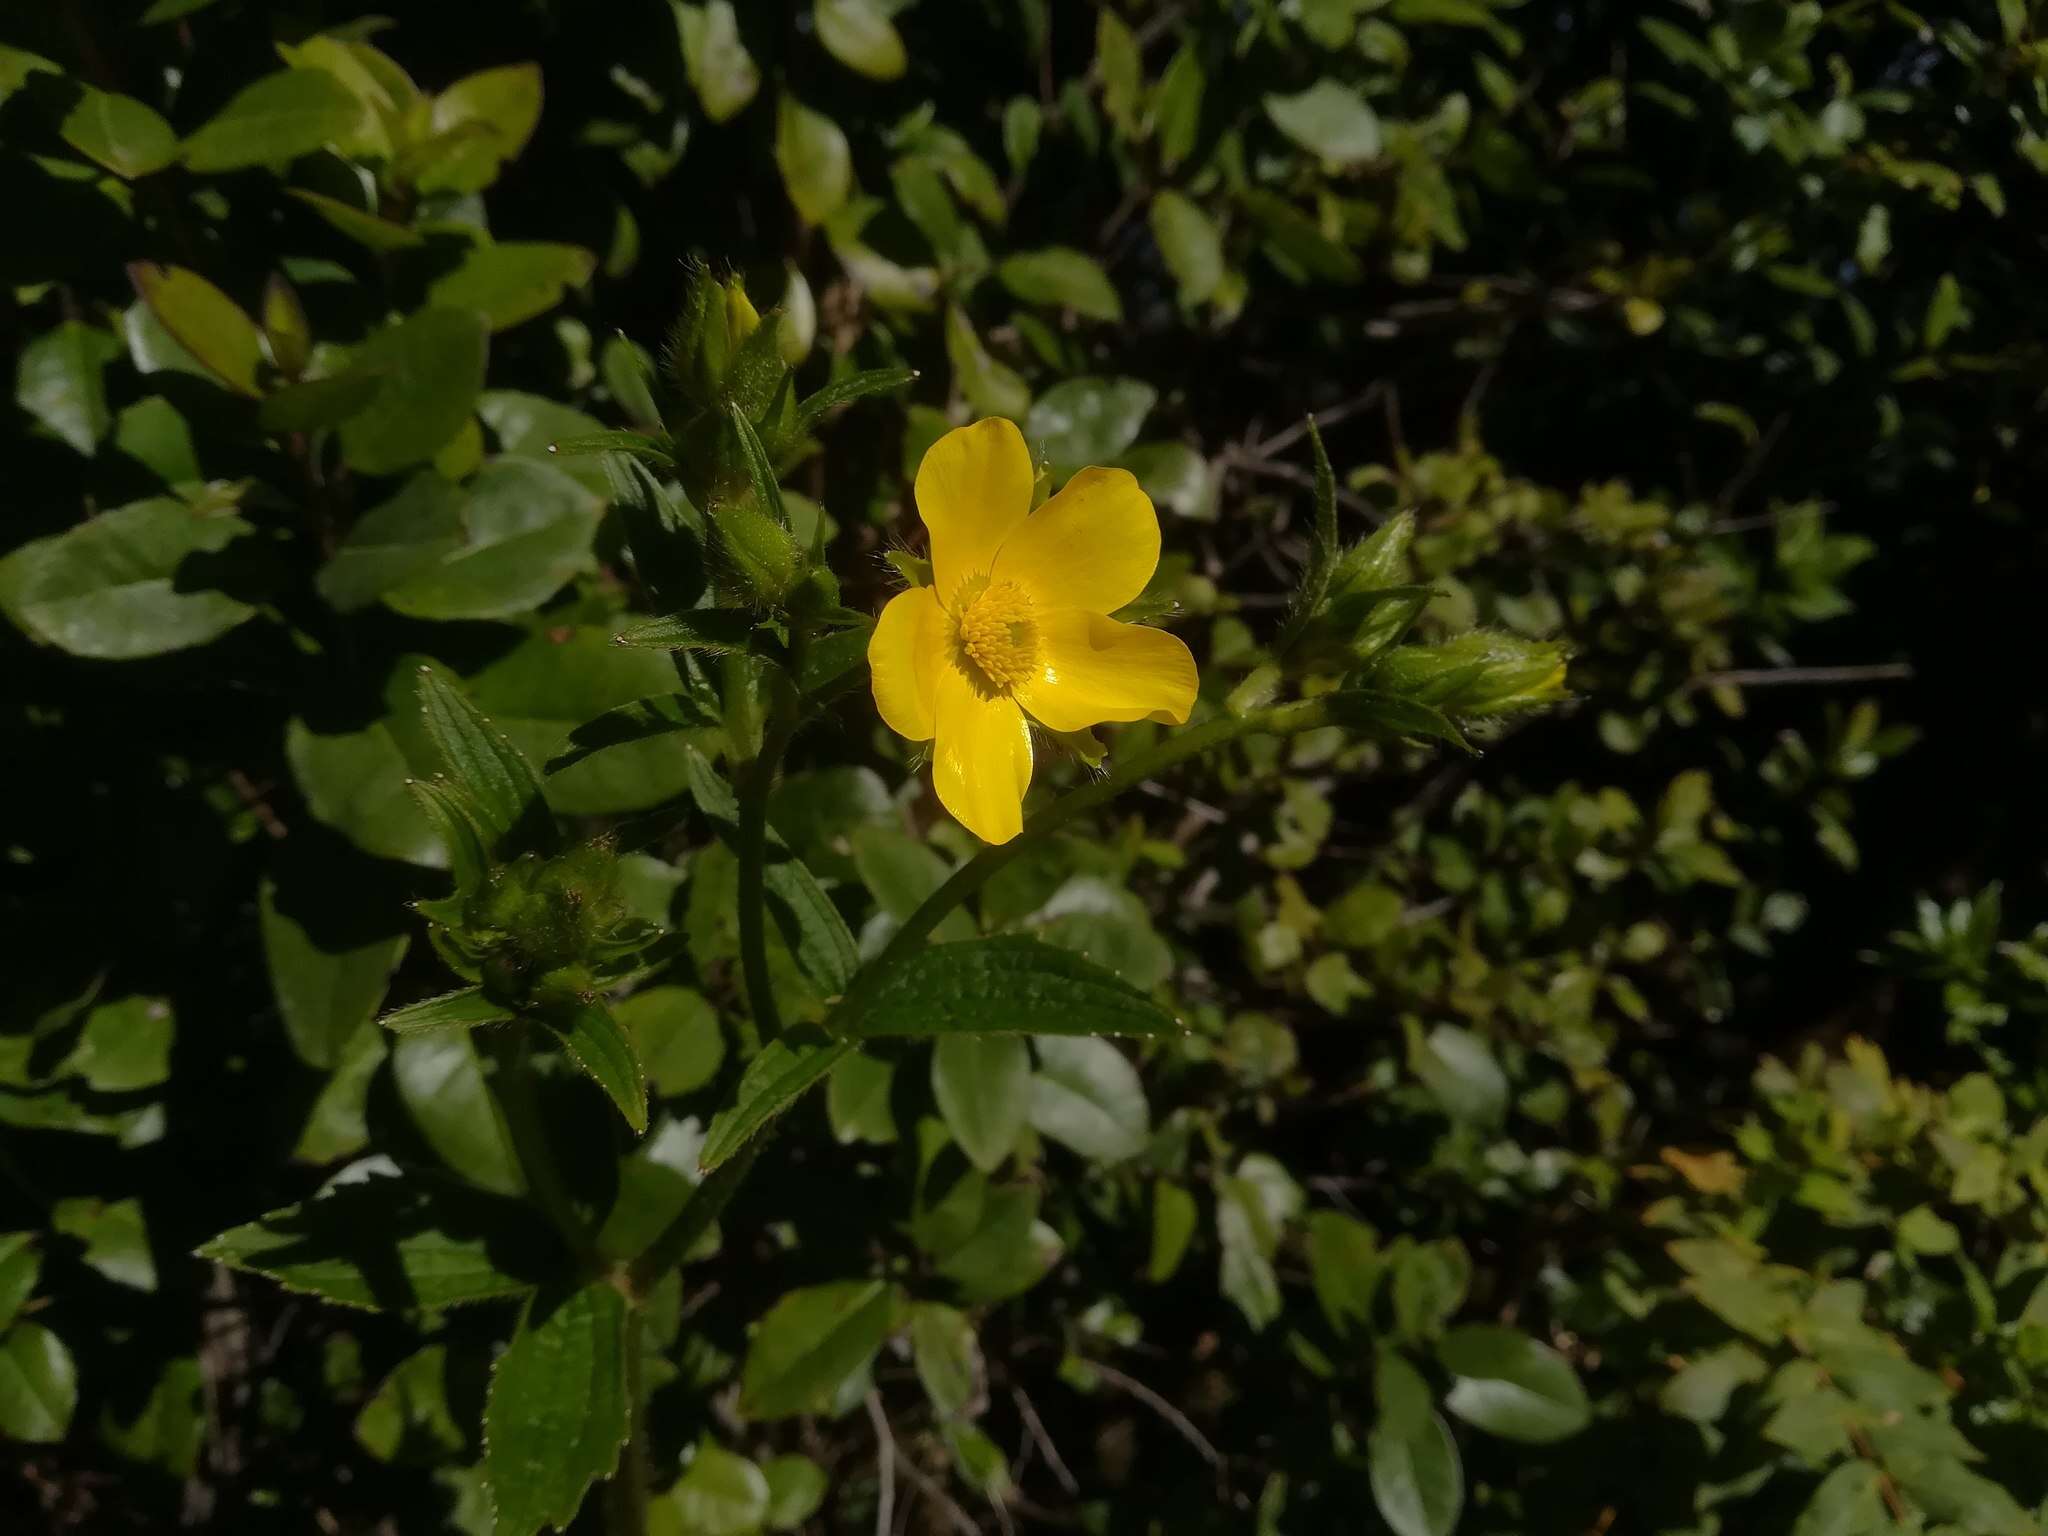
[197,1175,564,1311]
[544,996,648,1133]
[797,366,918,429]
[484,1283,630,1536]
[380,988,513,1034]
[415,668,553,856]
[844,936,1179,1039]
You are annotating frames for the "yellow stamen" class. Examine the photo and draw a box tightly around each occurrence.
[953,578,1040,692]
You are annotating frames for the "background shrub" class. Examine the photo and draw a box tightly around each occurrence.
[3,2,2046,1533]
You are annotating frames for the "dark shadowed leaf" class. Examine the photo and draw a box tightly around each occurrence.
[1436,1325,1591,1443]
[197,1173,566,1310]
[1368,1350,1463,1536]
[182,68,365,171]
[0,499,258,659]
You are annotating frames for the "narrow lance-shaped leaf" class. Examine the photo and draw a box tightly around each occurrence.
[1276,415,1338,655]
[381,987,514,1034]
[726,400,790,528]
[544,691,720,777]
[796,366,917,430]
[546,430,675,466]
[415,668,555,856]
[612,610,759,654]
[542,995,648,1134]
[407,777,494,896]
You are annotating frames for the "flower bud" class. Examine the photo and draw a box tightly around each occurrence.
[664,267,762,414]
[711,493,803,609]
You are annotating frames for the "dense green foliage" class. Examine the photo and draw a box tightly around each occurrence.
[4,2,2048,1534]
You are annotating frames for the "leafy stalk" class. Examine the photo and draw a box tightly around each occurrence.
[489,1030,593,1262]
[1273,415,1339,659]
[625,698,1339,1293]
[735,628,809,1043]
[851,697,1336,997]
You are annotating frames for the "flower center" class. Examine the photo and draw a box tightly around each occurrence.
[953,578,1040,692]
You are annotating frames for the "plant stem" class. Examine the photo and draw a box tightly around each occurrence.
[628,1138,762,1297]
[852,698,1335,1000]
[628,698,1334,1296]
[736,631,808,1044]
[606,1297,652,1536]
[491,1029,592,1262]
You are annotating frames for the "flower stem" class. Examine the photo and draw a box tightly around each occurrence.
[627,699,1334,1294]
[838,697,1336,1025]
[736,632,808,1044]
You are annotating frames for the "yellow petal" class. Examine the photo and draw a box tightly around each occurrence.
[1014,608,1198,733]
[915,417,1034,599]
[992,466,1159,615]
[868,585,947,741]
[932,664,1032,844]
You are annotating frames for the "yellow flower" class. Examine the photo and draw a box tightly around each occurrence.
[868,418,1199,844]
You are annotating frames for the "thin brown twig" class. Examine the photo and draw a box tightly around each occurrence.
[1248,386,1386,459]
[864,1393,897,1536]
[1688,663,1914,693]
[1080,1358,1223,1470]
[888,1443,982,1536]
[1011,1387,1081,1498]
[1219,454,1382,519]
[1714,413,1789,517]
